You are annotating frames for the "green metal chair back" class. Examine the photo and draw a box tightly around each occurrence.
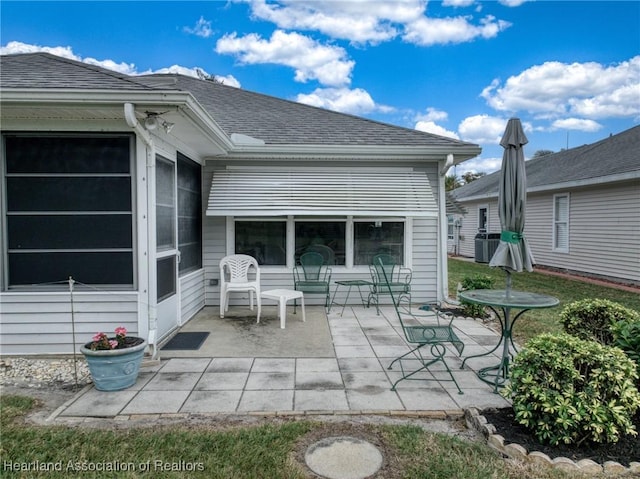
[293,252,332,309]
[368,253,411,314]
[377,257,464,394]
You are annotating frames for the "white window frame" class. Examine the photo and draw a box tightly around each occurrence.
[478,205,489,232]
[552,193,570,253]
[228,216,411,270]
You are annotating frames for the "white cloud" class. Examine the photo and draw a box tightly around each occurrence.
[243,0,425,45]
[183,16,214,38]
[415,107,449,122]
[216,30,354,86]
[414,121,460,139]
[550,118,602,132]
[296,87,383,114]
[442,0,476,8]
[1,41,241,86]
[482,56,640,119]
[457,156,503,174]
[457,114,507,144]
[498,0,529,6]
[0,41,137,74]
[239,0,512,46]
[402,15,510,46]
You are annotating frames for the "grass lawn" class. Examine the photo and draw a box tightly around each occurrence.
[1,395,575,479]
[448,257,640,342]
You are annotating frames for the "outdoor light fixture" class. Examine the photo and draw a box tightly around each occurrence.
[143,111,173,133]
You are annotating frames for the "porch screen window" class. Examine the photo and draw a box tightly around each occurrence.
[354,221,404,265]
[3,135,134,288]
[235,221,286,265]
[177,153,202,275]
[295,221,346,265]
[553,194,569,252]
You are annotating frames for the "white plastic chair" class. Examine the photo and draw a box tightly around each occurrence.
[219,254,261,321]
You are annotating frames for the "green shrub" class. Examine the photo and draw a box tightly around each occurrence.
[559,298,640,345]
[459,274,494,318]
[505,333,640,446]
[612,320,640,366]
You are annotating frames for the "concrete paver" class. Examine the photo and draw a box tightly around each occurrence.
[54,304,513,418]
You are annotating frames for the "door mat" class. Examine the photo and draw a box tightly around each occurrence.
[162,332,210,350]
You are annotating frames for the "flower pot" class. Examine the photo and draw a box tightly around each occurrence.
[80,339,147,391]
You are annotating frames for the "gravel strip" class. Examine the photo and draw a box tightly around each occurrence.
[0,357,92,388]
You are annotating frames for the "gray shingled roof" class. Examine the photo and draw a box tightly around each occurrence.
[137,73,476,147]
[450,125,640,200]
[1,52,479,150]
[0,52,155,90]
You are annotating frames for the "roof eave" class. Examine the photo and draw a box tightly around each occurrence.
[219,143,481,161]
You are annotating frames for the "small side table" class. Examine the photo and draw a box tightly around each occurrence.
[260,289,306,329]
[330,280,372,316]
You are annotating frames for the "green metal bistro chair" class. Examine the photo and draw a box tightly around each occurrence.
[368,253,412,314]
[293,252,332,312]
[378,258,464,394]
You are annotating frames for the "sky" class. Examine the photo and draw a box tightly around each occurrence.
[1,0,639,174]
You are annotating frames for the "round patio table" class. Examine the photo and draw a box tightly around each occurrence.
[459,289,559,393]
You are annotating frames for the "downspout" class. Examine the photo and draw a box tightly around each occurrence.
[437,154,455,302]
[124,103,159,360]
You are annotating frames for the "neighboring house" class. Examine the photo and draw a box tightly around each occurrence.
[0,53,481,355]
[450,126,640,285]
[445,193,467,256]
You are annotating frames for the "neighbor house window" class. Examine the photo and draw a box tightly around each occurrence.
[235,220,287,265]
[177,153,202,275]
[447,215,455,240]
[478,206,488,232]
[3,134,134,288]
[553,193,569,252]
[295,221,345,265]
[354,221,404,265]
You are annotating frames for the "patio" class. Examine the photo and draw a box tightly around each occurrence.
[55,304,511,418]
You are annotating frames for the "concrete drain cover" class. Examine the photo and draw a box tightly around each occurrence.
[305,436,383,479]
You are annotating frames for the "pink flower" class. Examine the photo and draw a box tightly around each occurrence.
[115,326,127,337]
[93,332,106,342]
[109,340,119,349]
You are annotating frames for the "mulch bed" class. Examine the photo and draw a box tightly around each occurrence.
[481,408,640,466]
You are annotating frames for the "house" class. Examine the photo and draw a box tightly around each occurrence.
[449,126,640,285]
[0,52,481,355]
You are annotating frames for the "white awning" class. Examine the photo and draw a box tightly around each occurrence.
[206,169,438,217]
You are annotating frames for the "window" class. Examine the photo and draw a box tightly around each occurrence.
[553,194,569,252]
[295,221,345,265]
[3,135,134,288]
[156,156,175,252]
[177,153,202,275]
[235,220,287,265]
[233,217,407,267]
[447,215,455,240]
[478,206,488,232]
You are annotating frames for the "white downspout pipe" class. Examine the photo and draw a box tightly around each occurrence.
[124,103,159,360]
[437,153,455,302]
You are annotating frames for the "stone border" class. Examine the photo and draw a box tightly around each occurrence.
[465,408,640,476]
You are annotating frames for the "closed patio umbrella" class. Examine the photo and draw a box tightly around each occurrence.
[489,118,535,293]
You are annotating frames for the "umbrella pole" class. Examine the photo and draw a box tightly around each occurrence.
[503,268,512,298]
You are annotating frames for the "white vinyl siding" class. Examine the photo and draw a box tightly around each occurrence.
[457,181,640,284]
[553,193,569,252]
[179,269,205,323]
[0,292,139,355]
